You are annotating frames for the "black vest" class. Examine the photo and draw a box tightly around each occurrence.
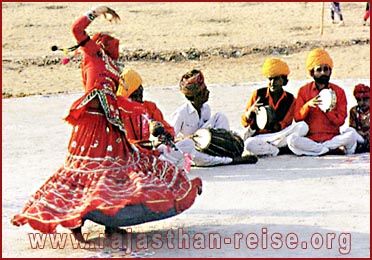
[256,87,294,125]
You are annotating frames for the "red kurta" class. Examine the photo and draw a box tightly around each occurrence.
[11,14,202,233]
[294,81,347,142]
[143,101,175,137]
[117,99,175,142]
[241,87,296,134]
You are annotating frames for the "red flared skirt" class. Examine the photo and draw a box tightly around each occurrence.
[11,110,202,233]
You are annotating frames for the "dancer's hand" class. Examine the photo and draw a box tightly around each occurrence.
[93,6,121,23]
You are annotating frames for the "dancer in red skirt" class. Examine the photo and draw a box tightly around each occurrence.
[11,5,202,241]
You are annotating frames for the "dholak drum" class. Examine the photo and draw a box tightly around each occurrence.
[192,128,244,159]
[318,88,337,112]
[256,105,276,130]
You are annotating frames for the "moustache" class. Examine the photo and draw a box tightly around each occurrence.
[314,75,330,84]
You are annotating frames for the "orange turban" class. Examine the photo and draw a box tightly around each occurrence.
[353,84,370,98]
[305,48,333,74]
[179,69,206,96]
[117,69,142,97]
[262,58,290,77]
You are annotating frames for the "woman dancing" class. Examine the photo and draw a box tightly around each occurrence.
[11,5,202,242]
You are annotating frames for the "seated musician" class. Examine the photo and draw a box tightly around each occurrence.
[344,83,370,153]
[171,69,257,166]
[241,58,307,157]
[116,68,194,169]
[287,48,357,156]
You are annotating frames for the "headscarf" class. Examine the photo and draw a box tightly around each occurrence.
[117,69,142,97]
[92,33,120,60]
[262,58,290,77]
[179,69,206,96]
[305,48,333,74]
[353,84,370,98]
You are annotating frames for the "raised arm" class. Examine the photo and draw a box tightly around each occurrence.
[71,6,120,53]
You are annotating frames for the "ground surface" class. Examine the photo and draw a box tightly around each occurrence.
[2,2,370,97]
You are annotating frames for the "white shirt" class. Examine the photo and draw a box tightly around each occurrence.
[171,102,211,137]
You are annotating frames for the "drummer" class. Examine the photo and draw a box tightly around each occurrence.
[171,69,257,166]
[287,48,357,155]
[241,58,307,156]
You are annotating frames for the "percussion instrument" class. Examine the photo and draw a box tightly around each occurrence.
[256,105,276,130]
[192,128,244,159]
[318,88,337,112]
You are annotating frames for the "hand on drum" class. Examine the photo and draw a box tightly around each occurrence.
[306,95,322,108]
[245,97,263,120]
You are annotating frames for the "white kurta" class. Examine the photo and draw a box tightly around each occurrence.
[170,101,232,166]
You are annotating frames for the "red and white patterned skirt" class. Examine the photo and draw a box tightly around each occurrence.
[11,110,202,233]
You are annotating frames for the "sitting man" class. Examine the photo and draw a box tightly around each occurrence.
[287,48,357,156]
[241,58,308,157]
[117,68,194,169]
[346,83,370,153]
[171,69,257,166]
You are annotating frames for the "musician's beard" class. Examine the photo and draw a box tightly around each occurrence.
[314,75,330,85]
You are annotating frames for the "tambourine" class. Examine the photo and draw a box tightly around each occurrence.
[318,88,337,112]
[256,105,276,130]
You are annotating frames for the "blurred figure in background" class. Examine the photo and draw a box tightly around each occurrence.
[363,2,370,26]
[330,2,345,26]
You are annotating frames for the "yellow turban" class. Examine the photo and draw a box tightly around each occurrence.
[305,48,333,74]
[117,69,142,97]
[262,58,290,77]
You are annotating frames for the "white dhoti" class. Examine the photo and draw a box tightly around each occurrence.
[342,127,366,144]
[191,150,233,167]
[158,138,233,168]
[244,121,309,156]
[287,124,358,156]
[157,139,195,169]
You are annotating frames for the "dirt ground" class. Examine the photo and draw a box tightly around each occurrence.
[1,2,370,97]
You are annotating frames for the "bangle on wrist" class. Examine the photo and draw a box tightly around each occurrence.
[86,11,96,22]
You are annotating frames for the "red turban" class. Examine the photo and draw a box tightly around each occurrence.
[179,69,206,96]
[353,84,370,98]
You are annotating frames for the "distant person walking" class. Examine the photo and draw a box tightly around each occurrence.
[363,2,370,26]
[330,2,345,26]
